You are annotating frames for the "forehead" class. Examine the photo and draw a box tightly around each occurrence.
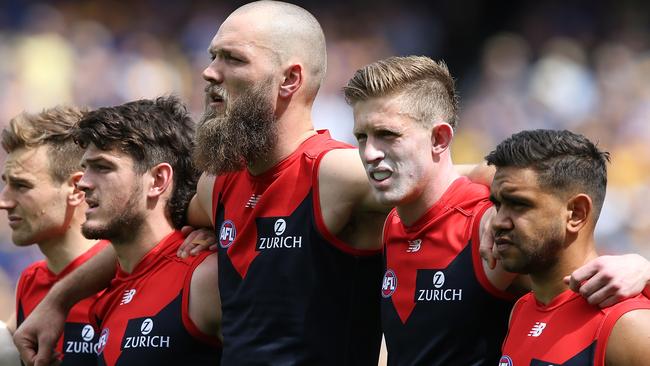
[209,13,272,54]
[3,146,51,180]
[352,95,418,130]
[81,144,134,167]
[492,167,541,193]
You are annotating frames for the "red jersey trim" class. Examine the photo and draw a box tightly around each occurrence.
[470,202,514,301]
[181,252,222,347]
[501,295,530,351]
[311,147,382,257]
[593,296,650,366]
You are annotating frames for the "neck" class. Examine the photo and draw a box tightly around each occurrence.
[39,215,98,275]
[530,233,599,305]
[248,105,316,176]
[396,156,460,226]
[112,212,175,274]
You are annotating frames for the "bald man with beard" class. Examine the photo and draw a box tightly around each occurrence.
[15,3,386,365]
[13,2,650,366]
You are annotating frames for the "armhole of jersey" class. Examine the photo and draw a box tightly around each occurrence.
[382,211,395,256]
[15,271,26,324]
[501,296,528,351]
[311,148,382,257]
[210,178,221,228]
[181,253,222,347]
[470,201,514,301]
[593,298,650,366]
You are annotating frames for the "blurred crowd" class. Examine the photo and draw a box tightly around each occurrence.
[0,0,648,320]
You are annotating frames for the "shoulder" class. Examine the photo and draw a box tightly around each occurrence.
[606,307,650,365]
[18,260,47,282]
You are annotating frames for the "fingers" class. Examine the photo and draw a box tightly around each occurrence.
[14,334,37,366]
[567,260,600,293]
[177,228,217,258]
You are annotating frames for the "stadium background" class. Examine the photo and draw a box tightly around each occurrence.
[0,0,649,322]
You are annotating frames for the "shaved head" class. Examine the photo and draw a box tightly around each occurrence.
[228,1,327,97]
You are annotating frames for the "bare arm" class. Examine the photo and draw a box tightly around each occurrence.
[187,173,216,228]
[605,309,650,365]
[178,174,218,258]
[13,245,116,366]
[188,253,221,340]
[318,149,390,250]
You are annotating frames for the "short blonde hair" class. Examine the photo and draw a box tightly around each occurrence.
[344,56,459,129]
[2,106,86,182]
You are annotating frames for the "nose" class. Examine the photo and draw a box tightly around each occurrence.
[361,137,385,165]
[491,206,513,233]
[75,173,93,195]
[0,185,16,210]
[202,60,223,84]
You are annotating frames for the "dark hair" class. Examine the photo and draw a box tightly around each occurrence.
[2,106,86,183]
[485,129,610,221]
[73,96,199,229]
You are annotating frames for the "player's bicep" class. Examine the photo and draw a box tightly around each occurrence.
[187,174,216,228]
[605,309,650,365]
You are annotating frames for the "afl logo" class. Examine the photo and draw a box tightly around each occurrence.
[274,219,287,235]
[219,220,237,248]
[96,328,109,355]
[381,269,397,298]
[81,324,95,342]
[498,355,513,366]
[433,271,445,288]
[141,318,153,335]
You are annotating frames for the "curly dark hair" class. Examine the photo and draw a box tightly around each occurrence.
[485,129,610,220]
[73,96,199,229]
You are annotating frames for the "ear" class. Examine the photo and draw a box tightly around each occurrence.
[67,172,85,207]
[279,64,303,98]
[566,193,592,234]
[147,163,173,199]
[431,123,454,155]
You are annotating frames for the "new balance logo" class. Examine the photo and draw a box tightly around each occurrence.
[245,194,262,208]
[407,239,421,253]
[528,322,547,337]
[120,289,136,305]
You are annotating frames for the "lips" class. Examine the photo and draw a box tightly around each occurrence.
[371,170,392,181]
[7,215,22,228]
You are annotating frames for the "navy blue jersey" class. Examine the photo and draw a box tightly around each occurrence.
[212,130,383,365]
[382,177,514,365]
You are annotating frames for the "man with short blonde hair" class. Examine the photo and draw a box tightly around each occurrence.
[1,106,110,365]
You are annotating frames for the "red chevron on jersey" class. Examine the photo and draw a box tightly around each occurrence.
[91,231,220,366]
[212,129,383,365]
[501,290,650,365]
[382,177,514,365]
[16,240,109,365]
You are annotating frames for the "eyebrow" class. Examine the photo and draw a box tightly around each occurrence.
[2,174,32,185]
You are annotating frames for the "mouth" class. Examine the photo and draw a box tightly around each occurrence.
[494,237,514,252]
[85,199,99,214]
[7,215,22,228]
[369,169,392,182]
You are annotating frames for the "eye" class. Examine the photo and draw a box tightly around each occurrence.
[354,133,367,143]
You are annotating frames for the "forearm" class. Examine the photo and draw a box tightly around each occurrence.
[48,245,117,311]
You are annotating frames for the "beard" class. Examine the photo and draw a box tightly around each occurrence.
[193,82,278,175]
[497,222,565,275]
[81,183,145,244]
